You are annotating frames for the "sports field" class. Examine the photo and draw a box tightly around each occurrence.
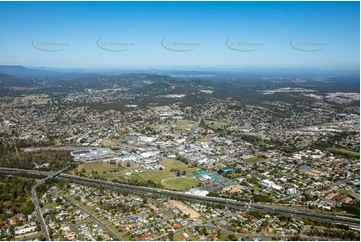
[133,170,175,183]
[132,159,200,190]
[161,177,199,190]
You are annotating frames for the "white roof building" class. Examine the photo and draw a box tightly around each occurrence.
[260,179,283,191]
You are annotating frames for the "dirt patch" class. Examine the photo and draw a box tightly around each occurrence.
[170,200,201,219]
[102,139,121,147]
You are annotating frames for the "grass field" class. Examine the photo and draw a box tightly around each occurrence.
[204,120,228,130]
[326,147,360,158]
[161,177,199,190]
[246,156,265,163]
[42,201,58,210]
[133,170,176,183]
[160,159,198,172]
[72,161,131,182]
[131,160,200,189]
[171,120,194,127]
[313,101,332,109]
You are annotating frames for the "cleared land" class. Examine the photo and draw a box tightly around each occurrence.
[102,139,121,147]
[23,94,50,105]
[161,177,199,190]
[72,161,131,182]
[170,200,201,219]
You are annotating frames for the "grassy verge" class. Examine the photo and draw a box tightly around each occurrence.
[326,147,359,159]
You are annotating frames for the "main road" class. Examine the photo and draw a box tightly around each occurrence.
[31,180,50,241]
[0,166,359,228]
[58,175,361,228]
[17,166,69,241]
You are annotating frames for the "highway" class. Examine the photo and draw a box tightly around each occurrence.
[0,166,51,177]
[57,173,360,228]
[0,166,359,229]
[47,166,70,178]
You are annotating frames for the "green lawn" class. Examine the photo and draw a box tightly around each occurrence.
[135,170,176,183]
[204,120,228,130]
[43,202,58,210]
[161,177,199,191]
[162,159,200,173]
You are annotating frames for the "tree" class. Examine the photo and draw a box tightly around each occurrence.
[228,234,237,241]
[22,200,34,215]
[168,231,174,240]
[46,193,52,203]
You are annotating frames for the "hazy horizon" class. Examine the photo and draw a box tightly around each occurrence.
[0,1,359,70]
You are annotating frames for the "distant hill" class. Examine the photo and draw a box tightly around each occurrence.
[0,65,64,77]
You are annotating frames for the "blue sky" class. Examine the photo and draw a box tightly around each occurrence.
[0,1,359,70]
